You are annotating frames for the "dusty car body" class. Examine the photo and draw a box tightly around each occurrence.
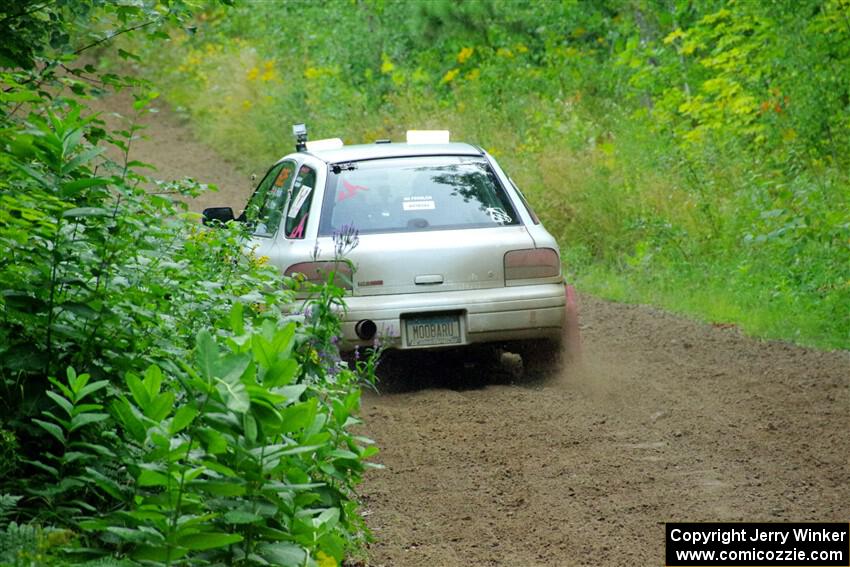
[204,131,570,367]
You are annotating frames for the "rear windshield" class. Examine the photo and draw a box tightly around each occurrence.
[318,156,520,235]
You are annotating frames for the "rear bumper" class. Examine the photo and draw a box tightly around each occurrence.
[340,283,566,350]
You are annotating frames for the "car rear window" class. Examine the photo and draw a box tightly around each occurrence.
[319,156,519,235]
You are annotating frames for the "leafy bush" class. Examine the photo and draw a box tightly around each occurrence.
[0,3,379,563]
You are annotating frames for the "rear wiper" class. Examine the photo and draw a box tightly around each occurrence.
[331,162,357,173]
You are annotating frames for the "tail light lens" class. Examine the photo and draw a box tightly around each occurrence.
[284,261,353,290]
[504,248,561,281]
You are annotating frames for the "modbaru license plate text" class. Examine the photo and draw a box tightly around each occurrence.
[404,315,462,347]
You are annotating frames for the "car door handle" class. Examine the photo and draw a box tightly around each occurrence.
[414,274,444,285]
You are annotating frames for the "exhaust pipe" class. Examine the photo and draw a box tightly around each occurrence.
[355,319,377,341]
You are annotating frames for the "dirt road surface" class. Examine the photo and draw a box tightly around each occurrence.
[92,89,850,566]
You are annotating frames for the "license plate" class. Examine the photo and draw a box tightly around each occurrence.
[404,314,462,347]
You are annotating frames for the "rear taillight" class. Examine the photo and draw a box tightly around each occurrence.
[284,261,353,290]
[504,248,561,281]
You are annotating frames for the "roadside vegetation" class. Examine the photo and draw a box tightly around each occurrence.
[129,0,849,349]
[1,2,377,565]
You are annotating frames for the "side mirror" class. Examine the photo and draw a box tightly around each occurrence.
[202,206,235,226]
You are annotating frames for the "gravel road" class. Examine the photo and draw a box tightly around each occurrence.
[91,89,850,567]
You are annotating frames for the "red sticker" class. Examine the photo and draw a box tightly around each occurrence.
[337,179,369,202]
[288,213,308,239]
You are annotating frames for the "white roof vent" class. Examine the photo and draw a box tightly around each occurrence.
[305,138,344,151]
[406,130,450,144]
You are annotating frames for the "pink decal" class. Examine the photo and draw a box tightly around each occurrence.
[337,179,369,202]
[288,214,307,238]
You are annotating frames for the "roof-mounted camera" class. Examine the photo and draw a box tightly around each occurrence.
[293,123,307,152]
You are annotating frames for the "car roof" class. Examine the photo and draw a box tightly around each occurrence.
[303,142,485,163]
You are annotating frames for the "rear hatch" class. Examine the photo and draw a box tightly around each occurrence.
[317,154,540,295]
[345,226,536,296]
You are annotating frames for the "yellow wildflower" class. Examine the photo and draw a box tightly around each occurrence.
[241,99,253,111]
[305,66,322,79]
[664,28,686,44]
[441,68,460,84]
[465,68,480,80]
[380,53,395,74]
[457,46,474,64]
[246,66,259,80]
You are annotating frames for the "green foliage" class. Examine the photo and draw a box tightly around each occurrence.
[132,0,850,349]
[1,1,378,564]
[0,97,378,563]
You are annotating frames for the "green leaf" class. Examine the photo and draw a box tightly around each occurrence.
[142,364,164,398]
[137,468,170,488]
[223,510,262,524]
[77,379,109,402]
[61,207,109,218]
[314,507,340,530]
[251,399,283,431]
[0,90,40,103]
[265,358,299,387]
[279,402,313,433]
[106,527,157,543]
[216,378,250,413]
[243,412,258,443]
[133,545,188,562]
[196,427,228,454]
[192,480,246,497]
[125,372,150,409]
[70,441,116,458]
[59,177,111,198]
[178,532,243,550]
[33,418,65,444]
[196,329,219,380]
[219,352,251,383]
[45,390,74,417]
[68,412,110,432]
[328,449,358,460]
[62,147,104,175]
[22,459,58,477]
[61,301,99,320]
[111,398,146,443]
[251,335,276,369]
[146,392,175,422]
[259,542,307,567]
[84,467,125,500]
[230,302,245,335]
[277,384,307,404]
[170,405,199,435]
[1,291,48,314]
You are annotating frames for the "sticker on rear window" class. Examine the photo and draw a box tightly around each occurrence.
[403,196,435,211]
[485,207,512,224]
[288,185,313,218]
[337,179,369,202]
[274,167,291,187]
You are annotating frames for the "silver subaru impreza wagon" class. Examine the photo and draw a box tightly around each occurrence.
[203,128,573,372]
